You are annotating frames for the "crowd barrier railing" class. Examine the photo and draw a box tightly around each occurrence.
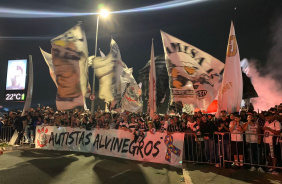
[183,132,282,170]
[0,126,13,144]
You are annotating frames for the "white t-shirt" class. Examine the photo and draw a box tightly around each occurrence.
[162,120,169,130]
[229,121,244,142]
[187,121,196,130]
[263,120,281,144]
[245,123,259,143]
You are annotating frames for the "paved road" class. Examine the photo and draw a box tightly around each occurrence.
[183,163,282,184]
[0,149,183,184]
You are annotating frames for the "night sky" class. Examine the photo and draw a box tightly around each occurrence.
[0,0,281,110]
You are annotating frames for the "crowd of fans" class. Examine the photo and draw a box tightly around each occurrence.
[0,104,282,174]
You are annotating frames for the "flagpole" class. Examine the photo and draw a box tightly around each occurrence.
[91,15,99,116]
[233,7,236,26]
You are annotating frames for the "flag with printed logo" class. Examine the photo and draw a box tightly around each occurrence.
[114,65,142,113]
[49,23,89,110]
[161,31,224,111]
[121,82,142,113]
[217,22,243,114]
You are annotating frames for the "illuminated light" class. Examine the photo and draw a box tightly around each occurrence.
[98,4,105,9]
[100,9,109,18]
[0,0,206,18]
[22,93,25,100]
[112,0,207,14]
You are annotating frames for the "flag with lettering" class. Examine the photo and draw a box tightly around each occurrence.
[217,22,243,114]
[50,23,89,110]
[161,31,224,111]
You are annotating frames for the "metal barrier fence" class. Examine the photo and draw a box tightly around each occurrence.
[0,126,13,144]
[183,132,282,170]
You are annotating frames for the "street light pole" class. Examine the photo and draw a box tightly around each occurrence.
[91,15,99,116]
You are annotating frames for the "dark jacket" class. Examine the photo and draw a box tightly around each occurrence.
[200,121,216,139]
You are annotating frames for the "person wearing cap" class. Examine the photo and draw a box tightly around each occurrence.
[220,110,227,118]
[263,111,281,174]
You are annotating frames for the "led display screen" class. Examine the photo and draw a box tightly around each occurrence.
[6,59,27,90]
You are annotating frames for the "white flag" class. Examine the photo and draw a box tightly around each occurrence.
[121,82,142,113]
[92,39,124,103]
[99,48,106,58]
[40,47,57,87]
[117,65,142,113]
[50,23,89,110]
[138,82,142,89]
[217,22,243,114]
[161,31,224,111]
[148,39,157,118]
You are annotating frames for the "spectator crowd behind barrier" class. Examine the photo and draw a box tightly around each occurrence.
[0,104,282,175]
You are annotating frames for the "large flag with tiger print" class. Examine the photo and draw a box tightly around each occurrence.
[161,31,224,111]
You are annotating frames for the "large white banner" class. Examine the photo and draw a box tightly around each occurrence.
[35,126,184,168]
[161,31,224,111]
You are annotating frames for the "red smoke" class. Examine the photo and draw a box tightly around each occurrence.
[249,61,282,111]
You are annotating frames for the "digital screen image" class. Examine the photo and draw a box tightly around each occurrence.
[6,59,27,90]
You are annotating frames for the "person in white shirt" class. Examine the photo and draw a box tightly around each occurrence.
[229,114,244,166]
[243,114,264,172]
[263,111,281,174]
[186,116,196,131]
